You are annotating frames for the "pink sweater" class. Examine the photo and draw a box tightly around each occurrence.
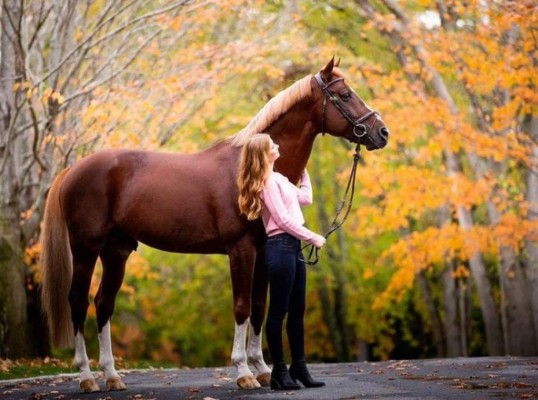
[260,170,317,243]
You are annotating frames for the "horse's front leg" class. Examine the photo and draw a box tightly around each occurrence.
[248,249,271,386]
[228,240,261,390]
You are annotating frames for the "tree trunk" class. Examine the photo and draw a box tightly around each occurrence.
[459,277,470,357]
[526,115,538,352]
[417,270,445,357]
[0,0,31,357]
[441,261,463,356]
[466,150,535,355]
[0,213,29,358]
[446,151,504,355]
[488,203,536,355]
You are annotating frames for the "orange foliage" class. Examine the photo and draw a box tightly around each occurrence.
[355,0,538,309]
[79,0,286,151]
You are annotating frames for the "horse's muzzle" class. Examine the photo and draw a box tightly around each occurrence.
[363,126,389,150]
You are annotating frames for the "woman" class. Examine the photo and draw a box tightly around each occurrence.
[237,134,326,390]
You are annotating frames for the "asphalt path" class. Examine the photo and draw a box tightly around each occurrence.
[1,357,538,400]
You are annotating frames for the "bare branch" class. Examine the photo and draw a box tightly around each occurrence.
[27,1,53,49]
[62,29,161,105]
[35,0,190,87]
[26,98,47,171]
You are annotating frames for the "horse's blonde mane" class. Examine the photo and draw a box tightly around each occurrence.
[228,74,313,147]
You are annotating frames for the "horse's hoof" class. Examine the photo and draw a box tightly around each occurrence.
[237,375,262,390]
[256,372,271,387]
[80,378,100,393]
[106,377,127,391]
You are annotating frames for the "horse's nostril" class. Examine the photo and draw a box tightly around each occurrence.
[379,127,389,140]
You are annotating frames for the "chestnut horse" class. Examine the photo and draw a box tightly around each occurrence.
[40,58,389,392]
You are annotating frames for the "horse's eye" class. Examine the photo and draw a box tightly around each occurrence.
[341,92,352,101]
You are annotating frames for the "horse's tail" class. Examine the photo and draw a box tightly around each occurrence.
[40,168,74,348]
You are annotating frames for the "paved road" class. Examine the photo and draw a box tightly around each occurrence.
[1,357,538,400]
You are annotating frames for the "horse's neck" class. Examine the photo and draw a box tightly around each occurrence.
[270,100,319,183]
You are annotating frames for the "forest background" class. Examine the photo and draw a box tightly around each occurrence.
[1,0,537,367]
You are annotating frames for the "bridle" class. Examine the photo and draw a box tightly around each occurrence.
[314,72,378,141]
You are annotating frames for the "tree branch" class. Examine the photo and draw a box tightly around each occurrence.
[35,0,190,87]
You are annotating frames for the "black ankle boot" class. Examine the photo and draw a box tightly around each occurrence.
[270,362,301,390]
[289,360,325,388]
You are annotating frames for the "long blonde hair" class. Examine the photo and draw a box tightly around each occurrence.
[237,134,272,220]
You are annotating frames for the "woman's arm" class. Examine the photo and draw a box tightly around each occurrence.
[297,170,313,206]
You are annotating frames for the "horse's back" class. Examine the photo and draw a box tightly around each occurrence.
[60,145,249,254]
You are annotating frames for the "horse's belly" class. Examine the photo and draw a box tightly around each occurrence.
[131,223,229,255]
[116,201,241,255]
[138,235,228,254]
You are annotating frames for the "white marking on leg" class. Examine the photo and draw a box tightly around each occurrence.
[231,319,253,379]
[74,332,94,382]
[98,321,121,380]
[247,323,271,375]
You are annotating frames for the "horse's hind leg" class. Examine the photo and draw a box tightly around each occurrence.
[69,244,101,393]
[229,240,260,390]
[95,230,134,391]
[248,249,271,386]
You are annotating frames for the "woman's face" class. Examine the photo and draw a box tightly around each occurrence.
[269,139,280,162]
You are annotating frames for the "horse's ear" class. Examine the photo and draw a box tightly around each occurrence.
[335,57,341,67]
[321,57,335,81]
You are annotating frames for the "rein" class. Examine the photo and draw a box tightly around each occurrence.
[299,142,362,266]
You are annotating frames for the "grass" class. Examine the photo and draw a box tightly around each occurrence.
[0,358,72,380]
[0,357,176,381]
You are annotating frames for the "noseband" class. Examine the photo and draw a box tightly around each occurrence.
[314,72,378,140]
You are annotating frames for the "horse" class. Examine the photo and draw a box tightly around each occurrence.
[40,57,389,392]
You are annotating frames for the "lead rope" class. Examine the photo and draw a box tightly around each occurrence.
[299,143,362,266]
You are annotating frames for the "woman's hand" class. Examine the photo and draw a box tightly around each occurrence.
[311,234,326,249]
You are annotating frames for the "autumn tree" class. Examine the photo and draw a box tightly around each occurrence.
[348,0,538,356]
[0,0,190,357]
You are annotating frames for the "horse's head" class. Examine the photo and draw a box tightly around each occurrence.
[312,58,390,150]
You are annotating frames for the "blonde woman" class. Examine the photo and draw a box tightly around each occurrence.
[237,134,326,391]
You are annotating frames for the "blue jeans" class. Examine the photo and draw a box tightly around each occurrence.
[265,233,306,364]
